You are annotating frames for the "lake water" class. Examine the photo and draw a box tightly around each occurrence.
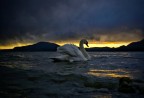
[0,52,144,98]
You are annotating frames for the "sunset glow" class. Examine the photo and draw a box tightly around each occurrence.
[0,41,131,49]
[0,43,32,49]
[0,0,143,50]
[55,41,130,48]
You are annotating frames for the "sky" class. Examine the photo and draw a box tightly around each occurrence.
[0,0,144,49]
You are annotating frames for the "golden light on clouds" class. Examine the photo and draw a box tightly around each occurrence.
[0,43,32,49]
[0,40,131,49]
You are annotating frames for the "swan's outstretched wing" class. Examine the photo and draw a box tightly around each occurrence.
[57,44,86,60]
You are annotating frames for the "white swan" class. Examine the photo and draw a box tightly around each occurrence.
[50,39,91,62]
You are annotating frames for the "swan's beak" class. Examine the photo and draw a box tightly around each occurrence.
[86,44,89,47]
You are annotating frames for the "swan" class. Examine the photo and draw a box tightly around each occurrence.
[50,39,91,62]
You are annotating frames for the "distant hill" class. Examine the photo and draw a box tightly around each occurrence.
[0,39,144,52]
[86,39,144,51]
[13,42,59,51]
[117,39,144,51]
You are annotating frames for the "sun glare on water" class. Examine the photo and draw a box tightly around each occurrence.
[87,69,132,78]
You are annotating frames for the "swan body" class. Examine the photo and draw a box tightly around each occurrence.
[50,39,91,62]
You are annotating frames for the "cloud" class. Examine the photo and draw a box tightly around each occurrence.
[0,0,144,47]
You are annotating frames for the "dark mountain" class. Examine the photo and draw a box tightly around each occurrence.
[128,39,144,47]
[13,42,59,51]
[86,39,144,51]
[117,39,144,51]
[0,39,144,52]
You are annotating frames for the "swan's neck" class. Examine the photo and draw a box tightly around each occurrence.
[79,40,90,60]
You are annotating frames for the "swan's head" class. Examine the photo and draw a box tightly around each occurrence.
[81,39,89,47]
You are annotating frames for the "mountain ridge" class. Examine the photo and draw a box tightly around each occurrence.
[0,39,144,52]
[13,42,59,51]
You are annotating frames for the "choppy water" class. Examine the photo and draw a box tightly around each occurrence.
[0,52,144,98]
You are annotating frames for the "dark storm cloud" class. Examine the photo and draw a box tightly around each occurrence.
[89,29,144,42]
[0,0,144,46]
